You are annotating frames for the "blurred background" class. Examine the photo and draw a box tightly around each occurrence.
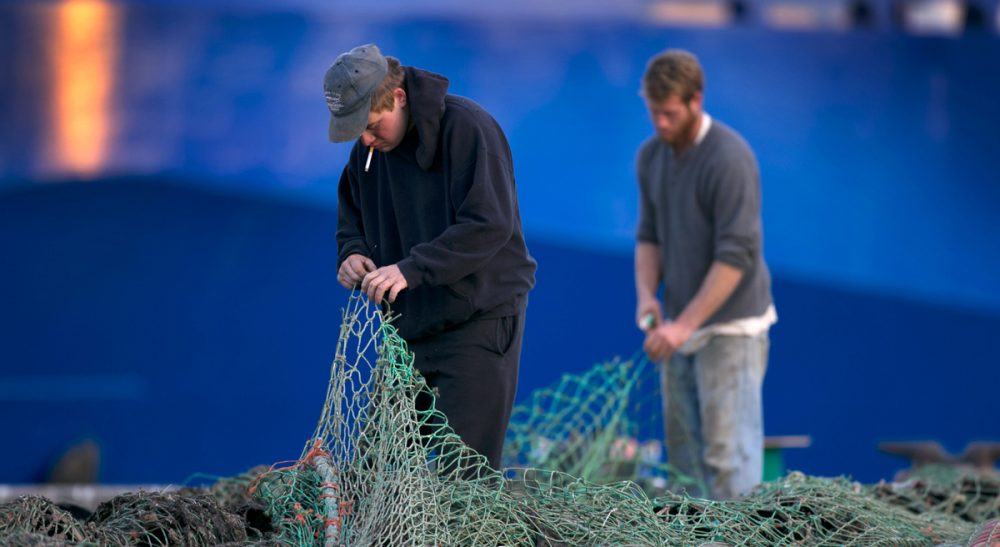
[1,0,998,486]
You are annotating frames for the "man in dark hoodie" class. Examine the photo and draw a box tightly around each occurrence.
[325,44,536,471]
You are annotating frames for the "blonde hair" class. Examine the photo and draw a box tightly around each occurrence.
[370,56,405,113]
[641,49,704,103]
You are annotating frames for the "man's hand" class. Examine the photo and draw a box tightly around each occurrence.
[361,264,408,305]
[636,295,662,332]
[643,321,694,362]
[338,254,376,290]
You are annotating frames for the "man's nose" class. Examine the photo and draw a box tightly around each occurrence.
[361,132,375,147]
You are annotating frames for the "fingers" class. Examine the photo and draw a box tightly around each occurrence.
[337,263,358,289]
[638,312,656,331]
[368,278,398,304]
[643,329,676,362]
[644,338,661,361]
[337,276,353,290]
[362,272,389,304]
[387,283,404,303]
[339,255,377,289]
[360,270,373,295]
[375,280,395,304]
[361,266,408,305]
[643,333,658,358]
[340,266,364,289]
[359,266,382,294]
[349,257,371,280]
[361,269,390,304]
[636,303,662,331]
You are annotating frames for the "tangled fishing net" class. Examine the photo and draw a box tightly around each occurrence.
[2,293,997,545]
[871,463,1000,524]
[502,352,696,496]
[0,491,249,546]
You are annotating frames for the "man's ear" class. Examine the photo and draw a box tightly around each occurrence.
[394,87,407,108]
[688,91,703,112]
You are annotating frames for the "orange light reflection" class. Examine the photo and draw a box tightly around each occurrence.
[51,0,117,176]
[648,1,732,27]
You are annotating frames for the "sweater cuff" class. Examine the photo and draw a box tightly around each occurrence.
[715,248,752,272]
[397,258,424,289]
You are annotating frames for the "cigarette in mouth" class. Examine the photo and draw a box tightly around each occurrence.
[365,146,374,172]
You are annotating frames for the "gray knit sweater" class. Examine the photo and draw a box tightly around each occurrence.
[636,119,773,325]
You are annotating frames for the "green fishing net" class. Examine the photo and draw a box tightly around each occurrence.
[2,293,996,546]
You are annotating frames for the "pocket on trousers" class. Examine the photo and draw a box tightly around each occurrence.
[492,315,517,357]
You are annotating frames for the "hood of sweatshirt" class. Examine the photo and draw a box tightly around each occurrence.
[403,66,450,171]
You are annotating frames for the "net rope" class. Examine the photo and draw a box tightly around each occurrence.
[1,293,996,546]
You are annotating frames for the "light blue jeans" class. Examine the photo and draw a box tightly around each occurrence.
[662,333,769,499]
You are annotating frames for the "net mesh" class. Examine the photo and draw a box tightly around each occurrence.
[870,463,1000,524]
[1,293,996,546]
[242,293,985,546]
[502,353,695,496]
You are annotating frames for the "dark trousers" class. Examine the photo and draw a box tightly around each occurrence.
[408,313,524,471]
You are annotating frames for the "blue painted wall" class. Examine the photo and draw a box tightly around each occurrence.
[1,4,998,483]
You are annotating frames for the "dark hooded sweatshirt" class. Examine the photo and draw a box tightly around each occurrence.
[336,67,537,341]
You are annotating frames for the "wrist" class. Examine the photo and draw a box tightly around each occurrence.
[637,290,657,303]
[396,258,421,288]
[673,315,700,336]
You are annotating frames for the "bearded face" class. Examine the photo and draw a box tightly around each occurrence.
[646,94,701,148]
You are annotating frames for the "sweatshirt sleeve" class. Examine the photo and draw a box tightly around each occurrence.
[396,117,515,288]
[707,148,762,272]
[335,156,370,267]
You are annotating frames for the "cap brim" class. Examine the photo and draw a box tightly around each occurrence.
[328,105,370,143]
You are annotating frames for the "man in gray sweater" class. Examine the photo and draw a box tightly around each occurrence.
[634,50,776,500]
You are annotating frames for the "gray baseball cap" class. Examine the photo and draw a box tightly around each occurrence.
[324,44,389,143]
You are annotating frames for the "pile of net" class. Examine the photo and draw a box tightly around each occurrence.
[2,293,998,545]
[0,491,252,546]
[871,463,1000,524]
